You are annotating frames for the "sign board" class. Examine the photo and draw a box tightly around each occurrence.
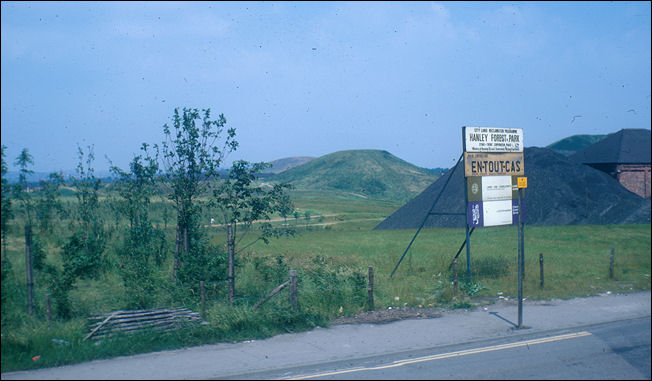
[467,199,521,227]
[517,177,528,188]
[463,126,525,228]
[464,152,524,177]
[463,127,523,153]
[467,176,518,202]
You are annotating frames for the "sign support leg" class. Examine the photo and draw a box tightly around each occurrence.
[465,224,471,280]
[517,188,523,328]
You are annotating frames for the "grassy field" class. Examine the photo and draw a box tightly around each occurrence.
[1,189,650,372]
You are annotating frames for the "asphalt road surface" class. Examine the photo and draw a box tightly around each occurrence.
[2,291,650,380]
[238,317,650,379]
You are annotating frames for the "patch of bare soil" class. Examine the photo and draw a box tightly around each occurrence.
[332,307,443,325]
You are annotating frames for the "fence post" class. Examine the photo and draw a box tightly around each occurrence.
[25,225,34,315]
[609,248,615,279]
[228,224,235,304]
[289,270,298,312]
[200,281,206,319]
[539,253,544,289]
[46,294,52,323]
[368,266,374,311]
[453,258,458,295]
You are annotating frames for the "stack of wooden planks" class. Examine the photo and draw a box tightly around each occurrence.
[85,307,201,340]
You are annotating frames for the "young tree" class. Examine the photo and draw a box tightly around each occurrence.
[212,160,295,303]
[13,149,36,314]
[111,145,165,308]
[1,146,13,308]
[53,145,107,318]
[159,107,237,283]
[303,210,311,229]
[36,172,65,234]
[1,145,13,257]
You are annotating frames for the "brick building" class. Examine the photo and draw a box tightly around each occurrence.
[570,128,651,198]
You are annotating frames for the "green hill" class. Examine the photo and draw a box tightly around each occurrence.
[263,156,315,174]
[546,134,607,156]
[269,149,439,202]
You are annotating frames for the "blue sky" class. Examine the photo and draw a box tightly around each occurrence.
[1,1,650,173]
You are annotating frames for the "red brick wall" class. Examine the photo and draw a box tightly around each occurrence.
[616,164,651,198]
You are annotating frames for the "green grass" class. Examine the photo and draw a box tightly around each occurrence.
[1,190,650,373]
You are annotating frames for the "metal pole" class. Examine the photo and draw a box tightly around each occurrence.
[463,159,471,281]
[517,188,523,328]
[465,224,471,280]
[390,152,463,277]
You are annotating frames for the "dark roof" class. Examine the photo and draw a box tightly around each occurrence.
[570,129,651,164]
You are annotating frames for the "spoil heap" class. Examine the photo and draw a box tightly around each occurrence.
[374,147,650,229]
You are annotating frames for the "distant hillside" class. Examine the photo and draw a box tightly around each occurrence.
[546,134,607,156]
[424,167,449,176]
[263,156,315,174]
[269,149,439,202]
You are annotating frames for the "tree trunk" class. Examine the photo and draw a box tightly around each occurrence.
[227,224,234,304]
[25,224,34,315]
[183,226,189,256]
[173,226,180,282]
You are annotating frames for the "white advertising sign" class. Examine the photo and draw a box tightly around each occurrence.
[481,176,513,201]
[464,127,523,153]
[483,200,514,227]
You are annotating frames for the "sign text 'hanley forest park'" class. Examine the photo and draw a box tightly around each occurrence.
[463,127,524,227]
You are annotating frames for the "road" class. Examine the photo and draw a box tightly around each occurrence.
[238,317,650,379]
[2,291,650,380]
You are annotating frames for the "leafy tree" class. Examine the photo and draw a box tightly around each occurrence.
[158,107,237,283]
[278,192,293,226]
[111,145,166,308]
[13,149,36,314]
[1,145,13,258]
[212,160,295,303]
[52,146,107,318]
[1,146,14,303]
[36,172,65,234]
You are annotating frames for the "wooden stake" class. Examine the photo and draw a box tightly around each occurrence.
[368,266,374,311]
[46,294,52,323]
[228,224,235,304]
[251,280,290,310]
[200,281,206,319]
[289,269,298,312]
[539,253,544,289]
[609,248,615,279]
[453,258,458,294]
[25,225,34,315]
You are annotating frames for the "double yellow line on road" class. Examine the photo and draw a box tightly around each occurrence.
[282,331,592,380]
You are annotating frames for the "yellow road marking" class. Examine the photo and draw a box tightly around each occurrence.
[282,331,592,379]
